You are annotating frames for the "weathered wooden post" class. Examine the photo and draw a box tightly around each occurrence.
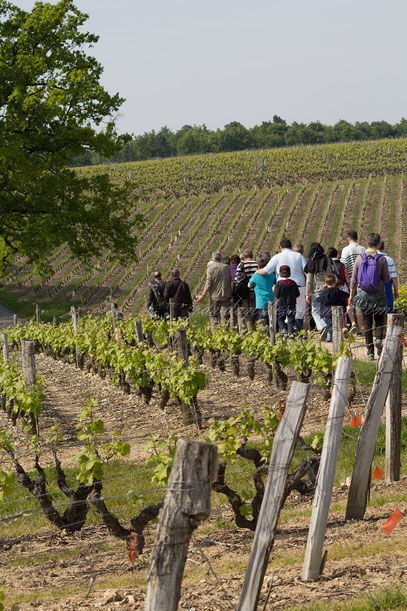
[21,339,36,386]
[237,381,309,611]
[385,312,404,481]
[52,316,57,327]
[145,439,218,611]
[169,298,175,323]
[175,328,201,428]
[268,299,278,345]
[2,333,9,364]
[35,304,40,324]
[332,306,343,354]
[136,320,145,343]
[70,306,80,367]
[21,339,37,433]
[176,327,189,366]
[346,313,404,520]
[13,314,17,327]
[111,302,117,334]
[302,357,353,581]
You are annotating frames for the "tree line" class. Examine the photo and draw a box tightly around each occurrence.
[73,117,407,166]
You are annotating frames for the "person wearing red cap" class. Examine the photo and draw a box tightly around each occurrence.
[274,265,300,335]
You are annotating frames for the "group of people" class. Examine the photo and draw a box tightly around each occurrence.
[147,230,399,360]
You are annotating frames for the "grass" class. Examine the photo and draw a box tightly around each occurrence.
[353,359,407,392]
[288,587,407,610]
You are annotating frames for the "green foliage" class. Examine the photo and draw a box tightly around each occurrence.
[0,469,15,500]
[0,0,142,271]
[0,360,45,421]
[206,406,279,464]
[0,587,4,611]
[395,284,407,314]
[146,435,179,486]
[75,398,129,486]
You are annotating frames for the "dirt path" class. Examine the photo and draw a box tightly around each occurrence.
[2,479,407,610]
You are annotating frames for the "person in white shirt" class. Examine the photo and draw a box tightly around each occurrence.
[257,238,307,330]
[377,240,399,312]
[340,230,366,333]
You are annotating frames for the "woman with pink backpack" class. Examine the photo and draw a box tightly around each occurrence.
[349,233,390,360]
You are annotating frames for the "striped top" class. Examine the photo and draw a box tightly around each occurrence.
[340,242,366,278]
[237,260,259,279]
[378,252,398,278]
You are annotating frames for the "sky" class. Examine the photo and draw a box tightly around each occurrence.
[12,0,407,136]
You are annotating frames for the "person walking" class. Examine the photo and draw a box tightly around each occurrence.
[164,269,193,319]
[234,249,258,332]
[249,257,276,334]
[196,252,231,331]
[274,265,299,335]
[377,240,399,313]
[349,233,390,360]
[257,238,307,330]
[319,273,348,342]
[147,271,168,318]
[327,246,357,332]
[305,242,333,337]
[340,230,366,333]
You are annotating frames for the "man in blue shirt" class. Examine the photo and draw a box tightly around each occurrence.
[249,258,276,334]
[256,238,307,330]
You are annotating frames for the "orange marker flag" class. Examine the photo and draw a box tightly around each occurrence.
[350,414,363,428]
[397,333,407,348]
[381,508,404,535]
[372,465,384,480]
[128,532,139,563]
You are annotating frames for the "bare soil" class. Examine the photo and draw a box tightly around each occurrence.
[0,353,403,610]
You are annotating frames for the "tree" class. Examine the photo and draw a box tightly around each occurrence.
[0,0,142,273]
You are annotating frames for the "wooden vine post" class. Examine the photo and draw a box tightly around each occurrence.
[302,357,353,580]
[332,306,343,355]
[346,313,404,520]
[176,328,202,428]
[145,439,218,611]
[111,302,117,334]
[136,320,145,343]
[238,381,309,611]
[385,312,405,481]
[70,306,79,367]
[21,339,37,433]
[267,299,278,345]
[169,298,175,323]
[13,314,17,327]
[35,304,41,324]
[1,333,9,364]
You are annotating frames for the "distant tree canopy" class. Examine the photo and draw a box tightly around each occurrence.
[0,0,141,273]
[73,116,407,166]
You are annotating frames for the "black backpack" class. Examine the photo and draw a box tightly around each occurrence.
[233,271,249,303]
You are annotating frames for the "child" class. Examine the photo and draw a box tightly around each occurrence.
[274,265,299,335]
[249,257,276,334]
[319,273,348,341]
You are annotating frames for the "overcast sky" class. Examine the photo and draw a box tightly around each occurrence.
[13,0,407,135]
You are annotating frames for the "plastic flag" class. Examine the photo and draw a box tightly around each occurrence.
[350,414,363,428]
[381,508,404,535]
[372,466,384,480]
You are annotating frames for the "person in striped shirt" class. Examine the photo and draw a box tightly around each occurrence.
[340,230,366,333]
[377,240,399,312]
[235,249,258,331]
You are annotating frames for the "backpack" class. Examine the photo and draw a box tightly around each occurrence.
[357,253,382,293]
[327,258,343,286]
[232,272,249,303]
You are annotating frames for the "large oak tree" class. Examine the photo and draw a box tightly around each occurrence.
[0,0,141,273]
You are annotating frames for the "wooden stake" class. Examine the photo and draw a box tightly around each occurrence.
[268,299,278,345]
[136,320,145,343]
[385,313,404,481]
[52,317,57,327]
[35,304,40,324]
[2,333,9,364]
[111,302,117,333]
[176,328,189,366]
[332,306,343,355]
[346,314,403,520]
[145,439,218,611]
[13,314,17,326]
[237,381,309,611]
[169,298,175,323]
[302,357,353,580]
[21,339,36,386]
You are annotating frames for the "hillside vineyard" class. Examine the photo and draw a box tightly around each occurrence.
[6,172,406,315]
